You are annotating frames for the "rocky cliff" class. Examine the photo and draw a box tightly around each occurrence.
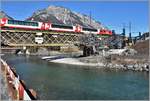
[27,5,104,29]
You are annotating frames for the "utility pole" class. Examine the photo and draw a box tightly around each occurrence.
[129,22,132,39]
[139,32,141,38]
[112,30,115,35]
[128,22,132,45]
[122,23,126,48]
[122,23,126,36]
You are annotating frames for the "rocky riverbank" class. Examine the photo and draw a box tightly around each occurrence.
[78,53,149,72]
[108,54,149,72]
[102,63,149,72]
[48,55,149,72]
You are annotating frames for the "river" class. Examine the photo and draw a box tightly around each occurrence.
[2,54,149,100]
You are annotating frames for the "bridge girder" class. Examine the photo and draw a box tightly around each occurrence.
[1,30,83,47]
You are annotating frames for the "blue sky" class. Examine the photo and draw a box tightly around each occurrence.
[1,1,149,36]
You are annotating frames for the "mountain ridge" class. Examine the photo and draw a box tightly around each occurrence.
[26,5,105,29]
[0,11,13,20]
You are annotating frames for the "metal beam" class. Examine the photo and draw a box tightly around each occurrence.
[7,44,67,47]
[1,29,83,35]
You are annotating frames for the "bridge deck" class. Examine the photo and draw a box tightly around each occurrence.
[6,44,67,47]
[1,29,84,35]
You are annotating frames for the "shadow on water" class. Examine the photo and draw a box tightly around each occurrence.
[2,54,149,100]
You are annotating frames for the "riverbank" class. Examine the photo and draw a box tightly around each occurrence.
[48,54,149,72]
[50,58,101,66]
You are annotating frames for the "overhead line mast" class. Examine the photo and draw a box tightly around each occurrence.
[129,22,132,38]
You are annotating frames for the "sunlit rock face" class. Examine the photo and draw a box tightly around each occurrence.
[26,5,105,29]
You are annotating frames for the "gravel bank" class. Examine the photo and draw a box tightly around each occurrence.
[49,55,149,72]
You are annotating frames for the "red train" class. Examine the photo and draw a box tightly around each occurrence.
[0,18,112,35]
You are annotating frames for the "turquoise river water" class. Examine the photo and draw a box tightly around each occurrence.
[2,54,149,100]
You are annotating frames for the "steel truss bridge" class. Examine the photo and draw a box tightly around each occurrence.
[1,29,85,47]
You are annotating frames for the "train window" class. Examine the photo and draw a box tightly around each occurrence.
[82,27,97,32]
[35,23,38,26]
[13,21,16,24]
[8,20,38,26]
[28,22,31,26]
[17,21,19,25]
[31,22,33,26]
[22,22,25,25]
[29,22,32,26]
[26,22,29,26]
[29,22,31,26]
[32,23,34,26]
[8,20,13,24]
[33,23,36,26]
[21,21,24,25]
[19,21,22,25]
[51,24,73,29]
[15,21,18,25]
